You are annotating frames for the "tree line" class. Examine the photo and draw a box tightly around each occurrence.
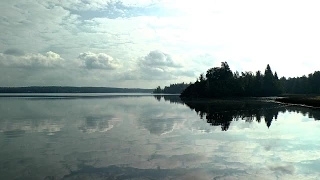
[280,71,320,94]
[153,83,191,94]
[180,62,281,98]
[154,62,320,97]
[0,86,153,93]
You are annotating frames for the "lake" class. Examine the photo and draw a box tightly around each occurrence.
[1,94,320,179]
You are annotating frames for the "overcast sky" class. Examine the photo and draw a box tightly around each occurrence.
[1,0,320,88]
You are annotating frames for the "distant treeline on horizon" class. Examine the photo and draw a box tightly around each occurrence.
[0,86,153,93]
[153,83,191,94]
[154,62,320,97]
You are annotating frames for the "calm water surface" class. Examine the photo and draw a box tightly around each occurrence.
[1,94,320,179]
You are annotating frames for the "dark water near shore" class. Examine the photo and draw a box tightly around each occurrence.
[1,94,320,179]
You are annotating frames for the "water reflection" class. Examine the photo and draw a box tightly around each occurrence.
[156,95,320,131]
[153,95,184,104]
[1,95,320,179]
[183,99,283,131]
[79,116,120,133]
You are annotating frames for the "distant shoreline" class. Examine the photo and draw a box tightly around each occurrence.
[0,93,180,99]
[0,93,157,99]
[0,86,153,93]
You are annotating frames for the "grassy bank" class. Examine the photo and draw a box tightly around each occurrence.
[275,95,320,108]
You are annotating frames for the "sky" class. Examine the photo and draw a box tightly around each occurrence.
[1,0,320,88]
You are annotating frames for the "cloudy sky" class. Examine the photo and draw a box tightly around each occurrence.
[1,0,320,88]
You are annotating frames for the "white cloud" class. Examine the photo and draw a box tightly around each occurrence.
[139,50,180,68]
[62,0,112,11]
[0,0,80,56]
[78,52,121,70]
[1,0,320,86]
[0,51,65,68]
[57,0,161,11]
[119,50,195,81]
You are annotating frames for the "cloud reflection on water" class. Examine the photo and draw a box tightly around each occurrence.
[0,95,320,179]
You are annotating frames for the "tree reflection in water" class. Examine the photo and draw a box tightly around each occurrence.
[154,95,320,131]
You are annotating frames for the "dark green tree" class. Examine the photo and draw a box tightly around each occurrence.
[253,71,263,96]
[262,64,280,96]
[153,86,162,93]
[181,62,282,98]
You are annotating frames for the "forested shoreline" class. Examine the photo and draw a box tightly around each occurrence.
[153,83,191,94]
[154,62,320,98]
[0,86,153,93]
[181,62,281,98]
